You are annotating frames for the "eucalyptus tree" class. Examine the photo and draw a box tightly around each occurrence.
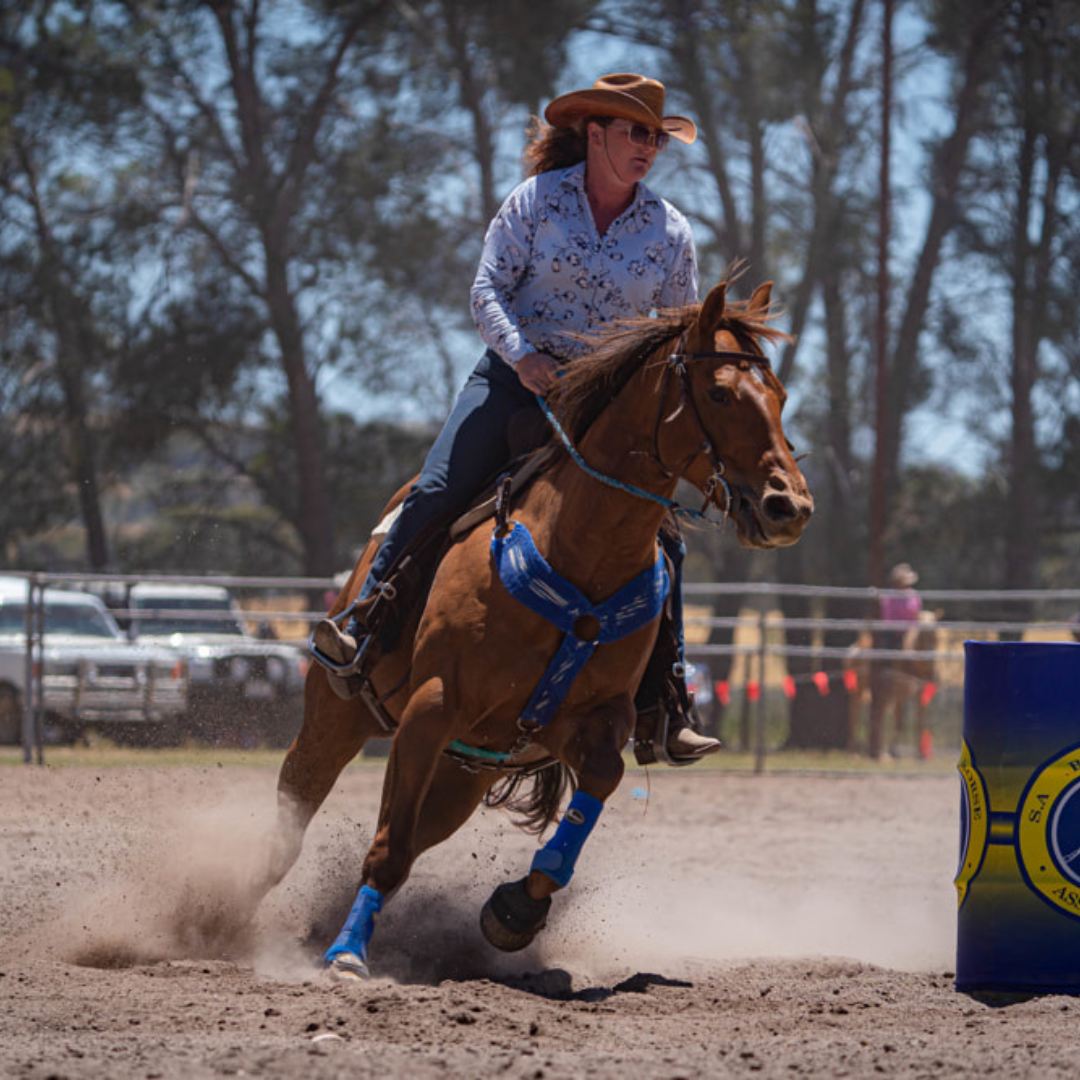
[97,0,406,578]
[0,0,146,570]
[930,0,1080,590]
[107,0,602,576]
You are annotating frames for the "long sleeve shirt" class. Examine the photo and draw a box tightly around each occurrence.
[470,161,698,367]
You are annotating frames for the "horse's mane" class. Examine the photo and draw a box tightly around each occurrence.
[547,293,790,444]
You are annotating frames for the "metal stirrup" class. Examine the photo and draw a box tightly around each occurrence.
[309,582,397,677]
[309,629,378,678]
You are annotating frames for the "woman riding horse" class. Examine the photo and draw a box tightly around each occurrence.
[271,277,812,980]
[312,73,717,762]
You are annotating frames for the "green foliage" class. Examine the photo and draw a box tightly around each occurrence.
[2,0,1080,590]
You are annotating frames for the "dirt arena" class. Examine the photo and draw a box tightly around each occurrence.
[3,753,1080,1078]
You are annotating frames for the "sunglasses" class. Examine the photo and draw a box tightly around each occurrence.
[609,120,670,152]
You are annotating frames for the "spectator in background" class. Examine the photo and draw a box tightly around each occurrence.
[880,562,922,651]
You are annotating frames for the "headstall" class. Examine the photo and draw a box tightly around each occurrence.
[536,337,773,529]
[650,341,773,518]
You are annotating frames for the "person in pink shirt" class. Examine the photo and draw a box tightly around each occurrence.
[880,563,922,649]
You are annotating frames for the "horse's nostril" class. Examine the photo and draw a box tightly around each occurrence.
[762,493,798,522]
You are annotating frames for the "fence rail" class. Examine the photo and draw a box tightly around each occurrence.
[5,570,1078,768]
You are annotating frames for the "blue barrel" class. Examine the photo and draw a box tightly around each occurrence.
[957,641,1080,993]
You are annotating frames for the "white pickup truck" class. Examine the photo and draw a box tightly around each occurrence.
[0,577,189,746]
[125,582,306,748]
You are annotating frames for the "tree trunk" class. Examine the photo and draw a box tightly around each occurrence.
[263,245,335,578]
[1006,120,1037,592]
[882,2,1007,511]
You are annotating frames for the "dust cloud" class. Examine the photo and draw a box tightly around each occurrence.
[8,767,959,990]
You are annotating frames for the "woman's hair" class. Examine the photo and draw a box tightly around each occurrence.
[522,115,611,177]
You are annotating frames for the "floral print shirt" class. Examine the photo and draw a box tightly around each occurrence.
[470,161,699,367]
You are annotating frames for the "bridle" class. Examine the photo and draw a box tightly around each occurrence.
[536,333,777,528]
[649,333,776,518]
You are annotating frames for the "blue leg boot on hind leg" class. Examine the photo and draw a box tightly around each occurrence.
[324,884,383,980]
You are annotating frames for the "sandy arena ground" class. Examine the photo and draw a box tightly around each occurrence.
[3,753,1080,1078]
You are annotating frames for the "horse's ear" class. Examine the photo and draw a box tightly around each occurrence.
[747,281,773,317]
[698,282,728,334]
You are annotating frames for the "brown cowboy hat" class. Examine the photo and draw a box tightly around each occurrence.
[544,73,697,145]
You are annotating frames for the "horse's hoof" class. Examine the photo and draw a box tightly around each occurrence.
[480,877,551,952]
[327,951,371,981]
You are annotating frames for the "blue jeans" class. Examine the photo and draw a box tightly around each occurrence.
[354,348,686,669]
[359,350,538,598]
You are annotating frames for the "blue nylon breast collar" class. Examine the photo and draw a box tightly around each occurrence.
[491,520,669,727]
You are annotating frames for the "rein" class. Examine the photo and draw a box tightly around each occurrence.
[537,346,771,528]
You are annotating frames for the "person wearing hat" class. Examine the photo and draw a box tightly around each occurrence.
[880,563,922,650]
[313,74,718,761]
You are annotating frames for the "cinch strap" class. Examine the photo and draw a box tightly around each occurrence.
[530,790,604,887]
[324,884,383,966]
[492,521,669,727]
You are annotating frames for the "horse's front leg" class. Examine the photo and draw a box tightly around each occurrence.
[480,696,631,952]
[324,675,454,979]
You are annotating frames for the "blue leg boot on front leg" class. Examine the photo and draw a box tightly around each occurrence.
[324,884,383,980]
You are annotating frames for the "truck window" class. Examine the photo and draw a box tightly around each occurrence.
[0,602,119,638]
[132,598,245,636]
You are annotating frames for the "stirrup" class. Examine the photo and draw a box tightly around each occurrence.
[634,663,719,767]
[309,583,396,678]
[634,704,719,767]
[309,623,378,679]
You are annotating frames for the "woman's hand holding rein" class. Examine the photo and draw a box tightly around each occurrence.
[516,352,561,394]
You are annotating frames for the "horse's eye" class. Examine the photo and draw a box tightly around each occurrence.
[708,386,732,406]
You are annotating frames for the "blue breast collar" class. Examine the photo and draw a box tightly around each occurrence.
[491,521,669,727]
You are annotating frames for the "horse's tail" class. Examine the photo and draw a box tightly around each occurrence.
[484,762,576,836]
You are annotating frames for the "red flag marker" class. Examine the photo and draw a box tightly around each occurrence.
[843,669,858,693]
[782,675,796,699]
[812,671,830,695]
[746,680,761,702]
[919,682,938,707]
[714,680,731,706]
[919,729,934,761]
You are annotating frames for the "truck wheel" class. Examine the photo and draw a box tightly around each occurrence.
[0,685,21,746]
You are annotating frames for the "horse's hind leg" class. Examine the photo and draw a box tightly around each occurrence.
[255,668,383,900]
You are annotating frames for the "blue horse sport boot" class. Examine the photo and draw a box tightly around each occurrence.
[324,884,383,981]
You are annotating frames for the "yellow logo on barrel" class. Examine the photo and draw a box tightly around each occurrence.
[956,739,989,909]
[1017,744,1080,920]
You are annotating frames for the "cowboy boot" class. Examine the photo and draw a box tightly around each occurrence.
[633,673,721,766]
[633,697,720,766]
[664,688,721,760]
[633,606,721,765]
[309,584,397,700]
[310,616,369,669]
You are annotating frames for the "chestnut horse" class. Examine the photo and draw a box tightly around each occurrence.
[257,281,813,978]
